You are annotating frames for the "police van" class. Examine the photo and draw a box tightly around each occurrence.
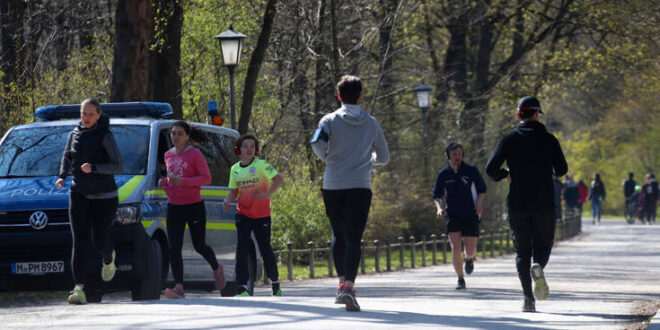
[0,102,239,300]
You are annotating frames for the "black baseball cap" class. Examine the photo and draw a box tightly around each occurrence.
[517,96,543,114]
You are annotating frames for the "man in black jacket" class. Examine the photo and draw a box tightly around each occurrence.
[485,96,568,312]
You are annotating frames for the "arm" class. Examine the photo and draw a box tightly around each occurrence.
[58,132,73,179]
[178,150,212,187]
[372,122,390,166]
[476,193,486,218]
[485,138,509,181]
[267,174,284,197]
[432,172,446,217]
[93,133,123,174]
[311,119,330,161]
[551,136,568,177]
[474,168,487,217]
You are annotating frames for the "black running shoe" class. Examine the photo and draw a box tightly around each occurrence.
[522,297,536,312]
[465,258,474,275]
[455,277,466,290]
[338,287,360,312]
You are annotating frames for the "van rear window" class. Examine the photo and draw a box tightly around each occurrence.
[0,125,149,178]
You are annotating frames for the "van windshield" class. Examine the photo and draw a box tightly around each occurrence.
[0,125,150,178]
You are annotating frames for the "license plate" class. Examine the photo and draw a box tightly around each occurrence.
[11,261,65,274]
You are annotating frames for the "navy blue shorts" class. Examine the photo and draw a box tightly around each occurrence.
[446,216,480,237]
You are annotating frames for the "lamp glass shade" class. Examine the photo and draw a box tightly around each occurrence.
[220,39,241,66]
[416,90,431,108]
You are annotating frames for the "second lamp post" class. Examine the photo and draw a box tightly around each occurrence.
[215,26,246,130]
[414,83,432,180]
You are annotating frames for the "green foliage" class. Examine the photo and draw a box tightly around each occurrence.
[271,178,330,251]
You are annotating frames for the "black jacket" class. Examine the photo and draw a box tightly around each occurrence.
[485,121,568,213]
[58,115,122,195]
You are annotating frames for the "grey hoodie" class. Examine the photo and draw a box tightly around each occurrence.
[312,104,389,190]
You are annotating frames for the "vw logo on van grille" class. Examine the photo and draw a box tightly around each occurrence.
[29,211,48,230]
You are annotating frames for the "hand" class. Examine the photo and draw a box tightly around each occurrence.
[476,206,484,219]
[436,208,446,219]
[55,178,64,189]
[168,175,181,186]
[81,163,92,174]
[158,177,167,187]
[223,200,232,213]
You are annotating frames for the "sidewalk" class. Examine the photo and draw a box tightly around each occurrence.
[2,219,659,329]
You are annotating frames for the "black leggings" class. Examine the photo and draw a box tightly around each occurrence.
[167,202,219,284]
[235,215,279,286]
[69,191,117,285]
[322,188,372,283]
[508,211,556,299]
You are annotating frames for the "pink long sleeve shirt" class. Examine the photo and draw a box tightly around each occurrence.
[161,146,211,205]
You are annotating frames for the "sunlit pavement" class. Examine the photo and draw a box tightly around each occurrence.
[2,218,658,329]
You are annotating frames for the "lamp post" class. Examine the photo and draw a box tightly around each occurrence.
[414,84,432,179]
[215,25,246,130]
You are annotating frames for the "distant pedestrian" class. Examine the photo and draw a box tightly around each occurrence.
[577,179,588,218]
[160,121,225,299]
[623,173,637,222]
[224,134,284,296]
[553,176,563,221]
[432,143,487,290]
[563,175,579,211]
[486,96,568,312]
[640,173,658,224]
[589,173,606,224]
[311,75,390,312]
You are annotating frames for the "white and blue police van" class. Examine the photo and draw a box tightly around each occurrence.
[0,102,239,300]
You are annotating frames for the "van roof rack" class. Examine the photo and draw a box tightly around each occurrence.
[35,102,175,121]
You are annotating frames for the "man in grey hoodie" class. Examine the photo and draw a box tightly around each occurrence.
[311,75,389,312]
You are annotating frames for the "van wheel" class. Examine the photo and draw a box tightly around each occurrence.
[131,239,162,301]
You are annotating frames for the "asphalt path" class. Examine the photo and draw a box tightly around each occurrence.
[2,218,658,329]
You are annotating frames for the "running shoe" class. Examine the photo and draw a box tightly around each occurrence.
[163,286,185,299]
[272,283,283,297]
[67,285,87,305]
[101,250,116,282]
[522,297,536,312]
[465,258,474,275]
[213,264,226,290]
[455,277,466,290]
[236,286,252,297]
[531,263,549,300]
[335,286,343,304]
[337,286,360,312]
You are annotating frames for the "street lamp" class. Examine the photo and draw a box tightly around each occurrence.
[215,25,246,129]
[414,84,432,179]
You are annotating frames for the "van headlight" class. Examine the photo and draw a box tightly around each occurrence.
[117,205,140,224]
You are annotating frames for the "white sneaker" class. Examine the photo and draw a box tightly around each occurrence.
[531,263,549,300]
[101,251,117,282]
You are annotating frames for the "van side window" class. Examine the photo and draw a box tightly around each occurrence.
[157,129,171,178]
[196,132,238,186]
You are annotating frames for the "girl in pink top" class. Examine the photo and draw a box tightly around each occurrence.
[159,121,224,298]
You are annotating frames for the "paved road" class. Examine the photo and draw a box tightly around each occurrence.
[2,219,659,329]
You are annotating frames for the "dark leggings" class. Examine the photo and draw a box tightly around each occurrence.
[69,191,117,285]
[322,188,372,283]
[235,215,279,286]
[508,211,556,299]
[167,202,219,284]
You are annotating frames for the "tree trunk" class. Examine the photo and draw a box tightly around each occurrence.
[110,0,153,101]
[149,0,183,118]
[238,0,278,134]
[0,0,25,88]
